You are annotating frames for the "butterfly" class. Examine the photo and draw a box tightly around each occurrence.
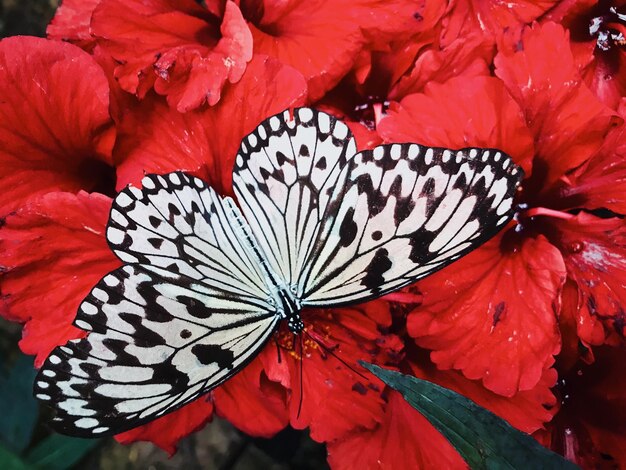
[34,107,523,437]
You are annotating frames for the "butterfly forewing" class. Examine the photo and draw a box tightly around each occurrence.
[232,108,357,291]
[300,144,522,305]
[35,173,280,436]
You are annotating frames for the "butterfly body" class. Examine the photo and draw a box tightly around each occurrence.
[34,108,523,437]
[224,196,304,332]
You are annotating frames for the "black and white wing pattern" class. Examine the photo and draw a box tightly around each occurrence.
[232,108,356,291]
[232,108,523,307]
[34,173,279,437]
[301,143,522,306]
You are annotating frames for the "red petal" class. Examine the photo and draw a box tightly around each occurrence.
[548,213,626,346]
[46,0,100,49]
[390,33,494,100]
[115,398,214,455]
[327,392,464,469]
[245,0,367,101]
[441,0,557,49]
[257,301,397,443]
[0,192,121,367]
[379,75,534,175]
[407,234,565,396]
[408,353,558,434]
[0,37,114,215]
[91,0,253,111]
[561,100,626,214]
[214,353,289,437]
[494,22,617,190]
[115,56,307,194]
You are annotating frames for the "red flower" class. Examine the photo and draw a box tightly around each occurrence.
[545,0,626,109]
[90,0,253,112]
[0,36,115,216]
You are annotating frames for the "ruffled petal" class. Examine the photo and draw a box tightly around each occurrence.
[559,100,626,214]
[407,234,565,396]
[327,392,464,469]
[91,0,253,111]
[46,0,100,49]
[547,213,626,346]
[243,0,367,101]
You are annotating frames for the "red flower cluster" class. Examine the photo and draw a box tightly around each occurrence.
[1,0,625,467]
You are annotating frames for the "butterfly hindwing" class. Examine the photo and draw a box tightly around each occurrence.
[301,143,523,306]
[34,264,279,436]
[232,108,357,291]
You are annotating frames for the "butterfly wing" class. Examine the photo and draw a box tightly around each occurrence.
[232,108,357,290]
[35,172,279,436]
[301,144,523,306]
[232,108,522,307]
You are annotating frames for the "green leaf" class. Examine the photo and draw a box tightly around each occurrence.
[0,355,38,452]
[25,435,100,470]
[361,362,579,470]
[0,442,32,470]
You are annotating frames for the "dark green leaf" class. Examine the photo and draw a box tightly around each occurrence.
[25,435,100,470]
[0,442,32,470]
[361,362,579,470]
[0,355,38,452]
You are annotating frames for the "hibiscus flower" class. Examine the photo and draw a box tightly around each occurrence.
[545,0,626,109]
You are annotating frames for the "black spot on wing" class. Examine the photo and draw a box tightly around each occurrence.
[191,344,234,369]
[176,294,213,319]
[276,151,289,166]
[315,157,327,170]
[148,238,164,249]
[408,228,438,264]
[339,207,358,247]
[362,248,392,292]
[299,144,310,157]
[149,215,162,228]
[394,197,415,225]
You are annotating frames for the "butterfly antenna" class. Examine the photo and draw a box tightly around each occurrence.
[297,333,304,419]
[303,331,368,380]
